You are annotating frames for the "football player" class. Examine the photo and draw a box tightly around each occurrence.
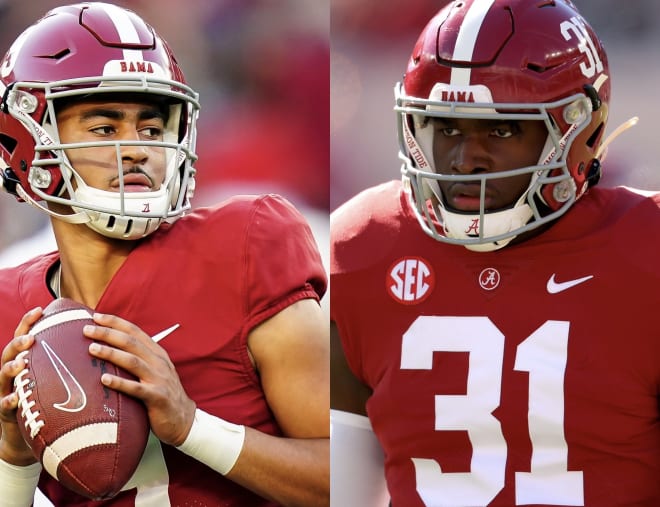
[331,0,659,506]
[0,3,328,506]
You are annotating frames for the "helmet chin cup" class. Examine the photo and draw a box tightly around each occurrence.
[81,211,163,240]
[71,180,171,240]
[437,203,535,253]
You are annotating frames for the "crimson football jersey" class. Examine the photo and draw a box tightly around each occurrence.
[331,180,660,507]
[0,194,326,506]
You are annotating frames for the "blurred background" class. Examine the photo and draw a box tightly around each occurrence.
[331,0,660,210]
[0,0,329,269]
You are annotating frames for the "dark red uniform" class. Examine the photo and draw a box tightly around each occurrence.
[331,180,660,507]
[0,194,326,506]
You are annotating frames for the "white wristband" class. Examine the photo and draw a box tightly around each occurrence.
[0,458,42,507]
[176,408,245,475]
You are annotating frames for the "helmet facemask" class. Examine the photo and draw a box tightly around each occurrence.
[4,77,200,240]
[396,83,596,252]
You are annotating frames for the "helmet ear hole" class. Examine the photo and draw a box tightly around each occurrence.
[0,133,17,155]
[586,122,604,148]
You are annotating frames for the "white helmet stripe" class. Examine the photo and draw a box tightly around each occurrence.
[99,3,144,61]
[450,0,496,86]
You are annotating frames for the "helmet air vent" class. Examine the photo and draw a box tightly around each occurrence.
[38,48,71,60]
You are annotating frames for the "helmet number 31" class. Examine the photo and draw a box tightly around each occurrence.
[401,316,584,506]
[561,17,604,79]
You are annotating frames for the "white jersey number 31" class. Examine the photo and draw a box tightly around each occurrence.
[401,316,584,506]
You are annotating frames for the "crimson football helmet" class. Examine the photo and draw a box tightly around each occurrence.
[0,2,199,240]
[396,0,612,251]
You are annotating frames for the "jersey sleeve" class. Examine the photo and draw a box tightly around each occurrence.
[330,181,406,385]
[0,253,58,342]
[242,194,327,330]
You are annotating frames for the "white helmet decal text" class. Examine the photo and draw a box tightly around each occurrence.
[560,17,604,79]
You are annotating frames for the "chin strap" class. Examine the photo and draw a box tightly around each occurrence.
[16,184,90,224]
[596,116,638,161]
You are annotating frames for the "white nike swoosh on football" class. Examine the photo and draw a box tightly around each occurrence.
[42,340,87,413]
[546,274,594,294]
[151,324,180,343]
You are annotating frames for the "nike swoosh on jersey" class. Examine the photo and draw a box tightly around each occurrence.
[42,340,87,412]
[151,324,180,343]
[546,274,594,294]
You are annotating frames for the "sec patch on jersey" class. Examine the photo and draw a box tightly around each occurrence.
[13,298,149,500]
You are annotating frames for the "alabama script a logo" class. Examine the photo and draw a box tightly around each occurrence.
[479,268,501,291]
[465,219,480,236]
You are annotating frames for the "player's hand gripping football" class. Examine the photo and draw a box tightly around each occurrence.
[0,307,42,465]
[83,313,197,447]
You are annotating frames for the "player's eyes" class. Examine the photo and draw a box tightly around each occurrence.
[90,125,115,136]
[440,127,461,137]
[491,127,513,138]
[139,126,163,139]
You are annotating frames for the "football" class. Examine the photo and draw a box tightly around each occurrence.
[13,298,149,500]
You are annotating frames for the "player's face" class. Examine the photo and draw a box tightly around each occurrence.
[56,100,168,192]
[432,118,547,212]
